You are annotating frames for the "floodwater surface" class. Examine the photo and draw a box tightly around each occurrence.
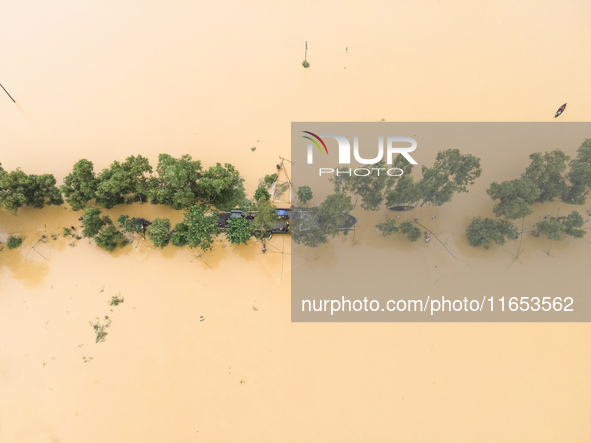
[1,1,591,442]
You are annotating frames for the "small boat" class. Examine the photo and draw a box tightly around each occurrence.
[555,103,566,118]
[388,205,415,211]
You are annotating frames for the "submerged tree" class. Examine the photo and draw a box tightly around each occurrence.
[117,215,145,235]
[254,183,270,202]
[226,216,253,245]
[172,206,219,252]
[399,220,421,242]
[297,185,313,205]
[291,209,327,247]
[147,218,172,248]
[385,175,421,207]
[263,173,278,188]
[563,139,591,204]
[148,154,202,209]
[94,155,152,209]
[6,235,23,249]
[250,200,276,241]
[332,160,403,211]
[197,163,245,211]
[94,221,124,252]
[316,193,354,237]
[292,193,353,247]
[0,164,63,214]
[465,217,516,249]
[376,219,398,236]
[418,149,481,207]
[533,211,585,241]
[522,150,569,203]
[61,159,98,211]
[487,178,541,220]
[170,221,189,247]
[82,207,106,238]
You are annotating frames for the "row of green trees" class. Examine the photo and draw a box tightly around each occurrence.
[466,140,591,249]
[368,149,482,243]
[335,149,482,211]
[78,181,289,252]
[78,184,356,253]
[290,193,354,247]
[0,164,63,214]
[0,154,247,215]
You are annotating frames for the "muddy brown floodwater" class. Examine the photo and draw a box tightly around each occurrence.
[1,1,591,442]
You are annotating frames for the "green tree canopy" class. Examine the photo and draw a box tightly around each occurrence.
[332,160,402,210]
[254,184,270,202]
[533,211,585,241]
[563,211,586,238]
[95,155,152,209]
[297,185,313,204]
[250,200,276,240]
[171,221,189,247]
[117,215,145,234]
[487,178,541,219]
[147,218,172,248]
[465,217,516,249]
[197,163,245,211]
[563,139,591,204]
[385,175,421,207]
[418,149,482,207]
[0,165,63,214]
[7,235,23,249]
[95,221,124,252]
[263,173,278,187]
[61,159,97,211]
[291,209,327,247]
[82,207,106,238]
[172,206,219,252]
[148,154,202,209]
[533,219,564,241]
[522,150,569,203]
[399,220,421,242]
[376,219,398,236]
[317,193,354,237]
[226,216,253,245]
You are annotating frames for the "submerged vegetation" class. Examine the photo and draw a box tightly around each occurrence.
[297,185,313,205]
[532,211,585,241]
[0,164,63,214]
[465,217,516,249]
[6,235,23,249]
[467,140,591,249]
[91,316,112,343]
[337,150,482,211]
[147,218,172,248]
[291,193,354,248]
[1,139,590,256]
[110,295,125,306]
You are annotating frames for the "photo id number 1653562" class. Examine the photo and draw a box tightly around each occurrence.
[495,296,574,312]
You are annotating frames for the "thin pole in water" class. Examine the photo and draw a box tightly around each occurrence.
[0,82,15,103]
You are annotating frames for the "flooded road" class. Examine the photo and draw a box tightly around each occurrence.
[1,1,591,441]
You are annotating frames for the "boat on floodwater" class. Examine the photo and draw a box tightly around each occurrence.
[388,205,415,211]
[555,103,567,118]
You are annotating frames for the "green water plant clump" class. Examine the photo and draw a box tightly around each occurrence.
[7,235,23,249]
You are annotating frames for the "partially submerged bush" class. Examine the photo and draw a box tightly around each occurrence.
[7,235,23,249]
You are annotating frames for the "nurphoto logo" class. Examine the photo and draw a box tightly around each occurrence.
[303,131,418,177]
